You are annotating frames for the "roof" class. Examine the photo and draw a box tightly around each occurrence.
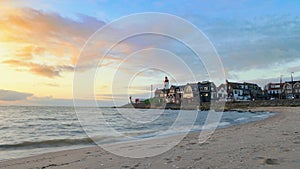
[284,80,300,84]
[226,81,261,90]
[217,83,226,91]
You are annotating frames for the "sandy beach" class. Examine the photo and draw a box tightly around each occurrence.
[0,107,299,169]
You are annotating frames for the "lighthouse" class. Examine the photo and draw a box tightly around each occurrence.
[164,76,169,89]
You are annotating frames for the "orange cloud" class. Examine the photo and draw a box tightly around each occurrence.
[0,7,105,69]
[2,59,74,78]
[14,45,46,60]
[0,6,139,77]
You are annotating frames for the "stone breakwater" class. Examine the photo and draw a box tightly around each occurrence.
[121,99,300,110]
[202,99,300,111]
[228,99,300,107]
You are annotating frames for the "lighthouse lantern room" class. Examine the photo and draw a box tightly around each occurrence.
[164,76,169,89]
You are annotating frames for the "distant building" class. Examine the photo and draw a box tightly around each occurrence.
[135,98,146,104]
[217,83,228,100]
[154,88,164,98]
[264,82,283,99]
[282,81,300,99]
[154,76,221,104]
[226,80,262,101]
[167,85,184,104]
[198,81,217,102]
[294,82,300,98]
[182,83,200,104]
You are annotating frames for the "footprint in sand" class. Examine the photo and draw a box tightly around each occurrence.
[264,158,280,165]
[193,157,202,161]
[164,157,173,164]
[121,165,130,168]
[175,156,182,161]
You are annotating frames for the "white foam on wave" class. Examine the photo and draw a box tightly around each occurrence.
[235,117,247,121]
[195,121,231,130]
[252,115,269,118]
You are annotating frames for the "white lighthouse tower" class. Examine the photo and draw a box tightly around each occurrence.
[164,76,169,89]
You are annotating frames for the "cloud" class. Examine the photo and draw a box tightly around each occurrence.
[14,45,45,60]
[43,83,60,87]
[30,95,53,100]
[287,65,300,73]
[30,97,115,107]
[0,89,33,101]
[0,7,106,76]
[0,6,144,77]
[2,59,74,78]
[204,14,300,71]
[29,64,60,78]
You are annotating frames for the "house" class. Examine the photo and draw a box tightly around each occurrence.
[153,76,219,104]
[294,82,300,98]
[282,81,300,99]
[154,88,164,98]
[227,81,250,101]
[264,82,283,99]
[226,80,262,101]
[198,81,217,102]
[173,85,185,104]
[217,83,228,100]
[182,83,200,104]
[166,85,177,103]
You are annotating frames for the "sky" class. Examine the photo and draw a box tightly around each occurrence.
[0,0,300,106]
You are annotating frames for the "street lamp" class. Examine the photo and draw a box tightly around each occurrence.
[291,72,294,98]
[280,75,283,99]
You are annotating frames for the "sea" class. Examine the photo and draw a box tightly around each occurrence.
[0,106,274,161]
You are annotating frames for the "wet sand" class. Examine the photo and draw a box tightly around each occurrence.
[0,107,299,169]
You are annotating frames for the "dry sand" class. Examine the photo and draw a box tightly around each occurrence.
[0,107,299,169]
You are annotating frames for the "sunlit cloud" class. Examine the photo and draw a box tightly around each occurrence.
[43,83,60,87]
[2,59,74,78]
[0,7,106,75]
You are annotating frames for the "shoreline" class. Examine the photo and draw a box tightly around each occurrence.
[1,107,299,168]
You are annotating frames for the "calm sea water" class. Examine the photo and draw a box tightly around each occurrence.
[0,106,273,161]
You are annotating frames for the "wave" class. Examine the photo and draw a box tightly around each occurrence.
[201,122,231,130]
[36,117,58,121]
[0,137,95,150]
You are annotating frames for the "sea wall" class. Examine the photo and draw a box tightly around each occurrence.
[201,99,300,111]
[120,99,300,110]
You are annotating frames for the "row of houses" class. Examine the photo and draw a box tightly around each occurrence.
[155,81,217,104]
[265,81,300,99]
[154,77,263,104]
[153,76,300,104]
